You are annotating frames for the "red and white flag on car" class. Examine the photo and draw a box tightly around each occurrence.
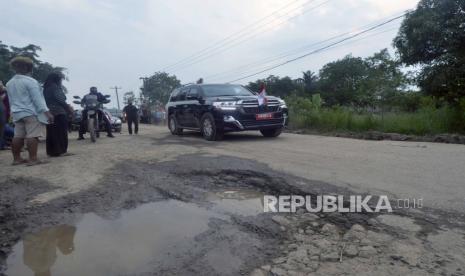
[258,83,268,106]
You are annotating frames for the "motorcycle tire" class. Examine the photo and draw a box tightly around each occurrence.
[88,118,96,143]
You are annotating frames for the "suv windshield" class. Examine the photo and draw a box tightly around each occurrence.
[202,85,254,97]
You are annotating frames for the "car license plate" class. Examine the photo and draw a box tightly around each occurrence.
[256,113,273,120]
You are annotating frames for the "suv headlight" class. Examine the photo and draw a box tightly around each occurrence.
[278,98,287,108]
[213,101,238,110]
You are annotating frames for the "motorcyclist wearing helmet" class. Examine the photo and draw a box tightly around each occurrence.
[78,87,114,140]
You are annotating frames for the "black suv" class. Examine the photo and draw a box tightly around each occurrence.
[166,84,288,141]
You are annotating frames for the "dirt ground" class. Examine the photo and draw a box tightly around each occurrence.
[0,125,464,275]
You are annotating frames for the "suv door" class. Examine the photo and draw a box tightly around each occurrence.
[175,87,189,126]
[184,86,201,128]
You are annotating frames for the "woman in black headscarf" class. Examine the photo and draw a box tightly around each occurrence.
[43,73,72,157]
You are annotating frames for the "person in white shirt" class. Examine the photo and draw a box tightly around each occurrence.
[6,56,54,166]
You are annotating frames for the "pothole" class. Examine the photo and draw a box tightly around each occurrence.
[5,194,269,276]
[5,200,223,276]
[2,155,464,276]
[208,189,264,217]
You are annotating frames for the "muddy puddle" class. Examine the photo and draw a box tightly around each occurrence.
[5,190,264,276]
[208,189,264,217]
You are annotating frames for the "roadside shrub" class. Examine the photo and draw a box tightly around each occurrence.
[286,96,464,135]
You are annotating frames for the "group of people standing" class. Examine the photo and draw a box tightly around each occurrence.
[0,56,71,165]
[0,56,140,166]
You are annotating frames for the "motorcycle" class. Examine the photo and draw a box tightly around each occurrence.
[73,94,111,142]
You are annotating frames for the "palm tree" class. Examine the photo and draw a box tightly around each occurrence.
[301,70,318,95]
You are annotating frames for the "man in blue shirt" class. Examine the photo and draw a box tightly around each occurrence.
[6,57,54,166]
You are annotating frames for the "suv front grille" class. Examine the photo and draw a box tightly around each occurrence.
[240,99,281,114]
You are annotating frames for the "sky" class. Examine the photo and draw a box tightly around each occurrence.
[0,0,420,109]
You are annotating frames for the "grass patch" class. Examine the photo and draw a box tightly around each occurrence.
[287,96,464,136]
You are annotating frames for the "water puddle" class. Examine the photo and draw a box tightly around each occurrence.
[5,190,265,276]
[208,189,264,216]
[5,200,222,276]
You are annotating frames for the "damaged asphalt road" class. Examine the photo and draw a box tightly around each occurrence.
[1,126,465,275]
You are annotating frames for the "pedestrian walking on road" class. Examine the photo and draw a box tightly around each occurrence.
[6,56,54,166]
[43,72,72,157]
[123,100,139,135]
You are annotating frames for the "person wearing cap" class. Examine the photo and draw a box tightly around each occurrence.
[6,56,54,166]
[123,99,139,135]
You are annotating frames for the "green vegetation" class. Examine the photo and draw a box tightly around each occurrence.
[245,0,465,137]
[286,95,465,135]
[140,72,181,105]
[0,42,66,85]
[394,0,465,103]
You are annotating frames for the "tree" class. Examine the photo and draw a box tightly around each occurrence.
[359,49,406,107]
[317,51,406,107]
[300,70,318,95]
[0,41,66,84]
[318,55,369,106]
[393,0,465,102]
[0,42,11,82]
[246,75,298,98]
[141,72,181,105]
[244,51,406,108]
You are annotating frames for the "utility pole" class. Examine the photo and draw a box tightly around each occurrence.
[110,86,122,110]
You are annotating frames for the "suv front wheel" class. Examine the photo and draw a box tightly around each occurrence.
[200,113,223,141]
[169,114,183,135]
[260,127,282,137]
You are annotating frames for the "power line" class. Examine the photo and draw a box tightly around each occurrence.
[165,0,329,72]
[168,0,331,72]
[205,27,388,81]
[162,0,307,71]
[205,12,406,81]
[226,12,408,83]
[209,24,400,82]
[322,26,399,53]
[169,0,332,72]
